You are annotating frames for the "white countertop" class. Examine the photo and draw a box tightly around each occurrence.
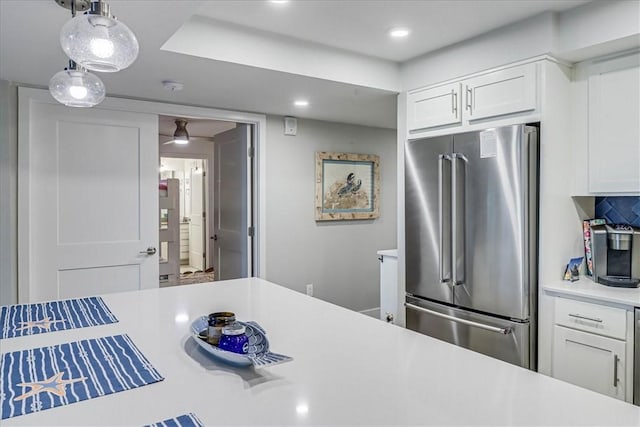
[544,277,640,308]
[376,248,398,257]
[3,278,640,426]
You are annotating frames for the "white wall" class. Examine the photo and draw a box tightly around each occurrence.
[0,80,17,305]
[401,0,640,91]
[557,0,640,61]
[265,116,397,312]
[401,12,557,91]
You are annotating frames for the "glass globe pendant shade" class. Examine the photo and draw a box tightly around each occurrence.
[60,12,139,72]
[49,66,106,107]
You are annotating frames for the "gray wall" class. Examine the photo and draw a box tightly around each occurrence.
[0,80,18,305]
[264,116,397,312]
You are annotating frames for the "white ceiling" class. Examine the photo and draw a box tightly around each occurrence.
[0,0,591,129]
[196,0,590,63]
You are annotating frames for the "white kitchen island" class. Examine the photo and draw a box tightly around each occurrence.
[2,278,640,426]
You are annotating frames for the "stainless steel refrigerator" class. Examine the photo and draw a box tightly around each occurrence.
[405,124,538,370]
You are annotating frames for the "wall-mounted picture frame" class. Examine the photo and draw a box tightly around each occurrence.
[315,151,380,221]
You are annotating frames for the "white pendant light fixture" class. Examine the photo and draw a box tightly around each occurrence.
[173,119,190,145]
[58,0,139,73]
[49,60,106,107]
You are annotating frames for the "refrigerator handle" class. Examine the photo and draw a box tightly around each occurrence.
[405,303,512,335]
[438,154,452,283]
[452,153,467,286]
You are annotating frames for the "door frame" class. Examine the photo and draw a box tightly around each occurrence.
[18,88,267,300]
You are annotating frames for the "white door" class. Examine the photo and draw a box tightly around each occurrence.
[213,125,251,280]
[189,164,205,271]
[21,99,159,302]
[552,325,626,401]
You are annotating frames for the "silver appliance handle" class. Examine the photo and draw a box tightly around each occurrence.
[451,153,466,285]
[568,313,603,323]
[438,155,452,283]
[405,303,512,335]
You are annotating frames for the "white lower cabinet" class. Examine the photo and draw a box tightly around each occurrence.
[552,325,626,400]
[378,250,398,324]
[550,296,632,402]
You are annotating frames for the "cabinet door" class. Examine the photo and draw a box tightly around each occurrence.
[552,325,626,401]
[588,53,640,193]
[379,255,398,323]
[463,62,537,122]
[407,82,461,132]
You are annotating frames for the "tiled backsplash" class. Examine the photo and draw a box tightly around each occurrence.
[594,196,640,227]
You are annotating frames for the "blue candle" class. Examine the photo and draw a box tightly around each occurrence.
[219,323,248,354]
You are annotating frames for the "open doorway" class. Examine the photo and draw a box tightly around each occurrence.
[159,157,210,278]
[158,115,254,286]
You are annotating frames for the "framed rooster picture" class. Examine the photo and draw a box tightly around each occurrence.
[315,151,380,221]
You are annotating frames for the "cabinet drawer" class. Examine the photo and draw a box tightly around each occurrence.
[554,297,626,339]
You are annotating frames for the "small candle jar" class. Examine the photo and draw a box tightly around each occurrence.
[207,312,235,346]
[218,323,249,354]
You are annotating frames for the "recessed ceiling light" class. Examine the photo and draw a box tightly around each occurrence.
[389,28,410,38]
[294,100,309,107]
[270,0,289,4]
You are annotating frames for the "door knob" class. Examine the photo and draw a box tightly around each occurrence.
[139,247,157,255]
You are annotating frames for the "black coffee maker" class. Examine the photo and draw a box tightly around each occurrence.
[591,224,640,288]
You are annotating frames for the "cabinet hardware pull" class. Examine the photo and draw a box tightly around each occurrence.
[613,354,619,387]
[452,90,458,115]
[405,302,511,335]
[568,313,603,323]
[466,87,472,112]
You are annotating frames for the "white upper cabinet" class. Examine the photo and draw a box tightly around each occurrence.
[407,82,461,132]
[463,62,537,123]
[407,62,539,136]
[587,52,640,193]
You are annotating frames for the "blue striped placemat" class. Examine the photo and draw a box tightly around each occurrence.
[0,334,164,420]
[1,297,118,339]
[144,413,204,427]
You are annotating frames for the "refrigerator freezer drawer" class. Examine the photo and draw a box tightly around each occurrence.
[406,296,534,369]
